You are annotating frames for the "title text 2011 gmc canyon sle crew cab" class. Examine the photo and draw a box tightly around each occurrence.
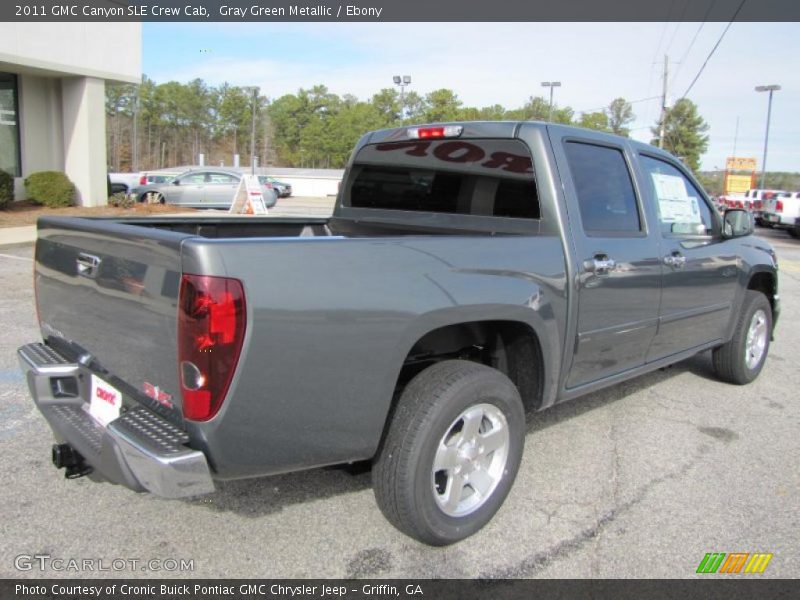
[18,122,779,545]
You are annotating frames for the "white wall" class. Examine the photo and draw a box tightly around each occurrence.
[0,22,142,205]
[62,77,107,206]
[279,176,341,198]
[0,23,140,83]
[19,75,64,175]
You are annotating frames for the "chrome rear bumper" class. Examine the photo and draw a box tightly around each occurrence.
[17,342,214,498]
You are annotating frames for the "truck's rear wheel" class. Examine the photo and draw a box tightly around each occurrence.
[712,290,772,385]
[372,360,525,545]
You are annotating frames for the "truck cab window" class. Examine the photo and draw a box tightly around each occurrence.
[564,142,641,234]
[348,139,540,220]
[639,155,714,236]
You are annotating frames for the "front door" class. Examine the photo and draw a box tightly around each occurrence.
[553,135,662,388]
[635,153,740,360]
[168,171,206,206]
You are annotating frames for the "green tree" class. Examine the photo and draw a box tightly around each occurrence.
[607,97,634,137]
[478,104,507,120]
[506,96,550,121]
[651,98,709,172]
[371,88,401,123]
[423,89,463,122]
[402,91,425,122]
[578,111,610,132]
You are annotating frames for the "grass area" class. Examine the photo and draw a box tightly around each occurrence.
[0,200,196,228]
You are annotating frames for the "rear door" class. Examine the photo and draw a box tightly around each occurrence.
[204,171,240,208]
[551,132,662,388]
[635,153,741,358]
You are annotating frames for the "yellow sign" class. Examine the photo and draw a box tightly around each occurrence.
[725,174,753,194]
[726,157,757,171]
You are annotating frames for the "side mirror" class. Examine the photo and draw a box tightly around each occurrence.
[172,179,180,186]
[722,209,753,238]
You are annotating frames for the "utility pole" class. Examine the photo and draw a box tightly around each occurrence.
[658,55,669,149]
[755,85,780,189]
[732,116,739,157]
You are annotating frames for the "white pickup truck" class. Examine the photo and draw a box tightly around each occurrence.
[761,191,800,238]
[719,189,788,226]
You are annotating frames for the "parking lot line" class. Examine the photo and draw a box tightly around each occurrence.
[0,253,33,261]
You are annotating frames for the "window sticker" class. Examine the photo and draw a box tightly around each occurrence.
[652,173,702,224]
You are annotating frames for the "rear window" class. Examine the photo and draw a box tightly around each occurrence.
[348,139,539,219]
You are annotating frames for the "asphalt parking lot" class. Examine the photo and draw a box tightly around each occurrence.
[0,225,797,579]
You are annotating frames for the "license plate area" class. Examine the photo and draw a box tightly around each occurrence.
[88,374,122,426]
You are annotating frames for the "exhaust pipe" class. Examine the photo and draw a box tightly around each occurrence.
[51,444,92,479]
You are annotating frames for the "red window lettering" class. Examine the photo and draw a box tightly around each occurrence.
[432,141,485,163]
[96,388,116,405]
[375,141,431,157]
[481,152,534,174]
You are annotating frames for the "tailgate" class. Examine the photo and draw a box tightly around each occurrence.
[34,217,191,425]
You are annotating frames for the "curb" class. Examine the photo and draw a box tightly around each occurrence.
[0,226,36,247]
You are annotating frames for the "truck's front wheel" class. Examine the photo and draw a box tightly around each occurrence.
[372,360,525,545]
[712,290,772,384]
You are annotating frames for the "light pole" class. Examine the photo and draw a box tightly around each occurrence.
[249,87,258,175]
[393,75,411,121]
[755,84,780,189]
[541,81,561,122]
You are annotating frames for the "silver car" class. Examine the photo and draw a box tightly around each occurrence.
[136,169,278,209]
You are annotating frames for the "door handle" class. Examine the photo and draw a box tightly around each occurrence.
[663,252,686,268]
[76,253,101,279]
[584,255,616,275]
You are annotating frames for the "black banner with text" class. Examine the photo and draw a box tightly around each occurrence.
[4,0,800,22]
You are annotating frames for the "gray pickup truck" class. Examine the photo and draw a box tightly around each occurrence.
[18,122,779,545]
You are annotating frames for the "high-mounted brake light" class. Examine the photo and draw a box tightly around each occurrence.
[407,126,463,139]
[178,274,246,421]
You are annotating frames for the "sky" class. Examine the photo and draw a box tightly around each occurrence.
[143,22,799,172]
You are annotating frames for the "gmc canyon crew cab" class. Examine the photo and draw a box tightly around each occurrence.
[18,122,779,545]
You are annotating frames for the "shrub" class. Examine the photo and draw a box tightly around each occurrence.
[108,191,135,208]
[0,170,13,209]
[24,171,76,208]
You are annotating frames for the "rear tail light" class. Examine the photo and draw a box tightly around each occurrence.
[776,200,784,212]
[139,174,147,185]
[178,274,246,421]
[407,125,463,139]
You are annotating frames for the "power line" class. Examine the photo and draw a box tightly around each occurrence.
[671,0,719,86]
[681,0,748,100]
[664,0,692,58]
[575,95,661,115]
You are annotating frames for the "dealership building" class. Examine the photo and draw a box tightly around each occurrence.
[0,23,141,206]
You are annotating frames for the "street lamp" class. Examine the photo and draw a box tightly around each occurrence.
[541,81,561,122]
[393,75,411,121]
[755,84,780,189]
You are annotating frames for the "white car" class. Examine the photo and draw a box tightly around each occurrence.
[761,191,800,238]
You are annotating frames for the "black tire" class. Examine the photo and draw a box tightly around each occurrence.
[712,291,772,385]
[788,228,799,239]
[372,360,525,545]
